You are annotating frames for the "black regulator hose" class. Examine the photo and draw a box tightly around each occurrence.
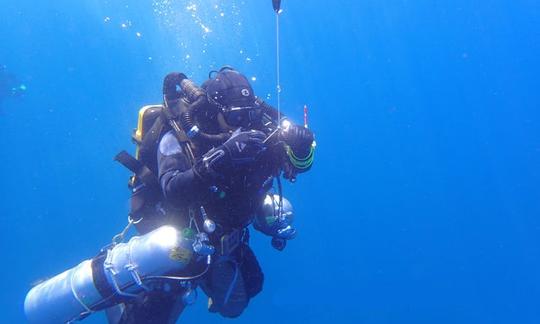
[163,72,187,101]
[162,72,230,144]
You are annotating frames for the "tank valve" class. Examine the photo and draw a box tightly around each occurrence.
[200,206,216,233]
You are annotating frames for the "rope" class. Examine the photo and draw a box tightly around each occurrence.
[275,12,281,122]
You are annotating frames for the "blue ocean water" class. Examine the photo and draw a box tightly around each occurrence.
[1,0,540,323]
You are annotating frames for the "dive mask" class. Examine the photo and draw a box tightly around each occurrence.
[221,104,263,127]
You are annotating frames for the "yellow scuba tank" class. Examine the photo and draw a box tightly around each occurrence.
[114,104,170,233]
[133,105,163,159]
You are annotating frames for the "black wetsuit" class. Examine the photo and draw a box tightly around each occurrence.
[116,128,280,323]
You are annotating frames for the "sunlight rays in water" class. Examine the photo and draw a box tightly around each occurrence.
[149,0,257,73]
[96,0,264,81]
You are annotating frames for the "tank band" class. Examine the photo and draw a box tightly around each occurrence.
[91,252,117,310]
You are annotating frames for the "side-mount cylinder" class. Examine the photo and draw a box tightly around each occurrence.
[24,226,195,324]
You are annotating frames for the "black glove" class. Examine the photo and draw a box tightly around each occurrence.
[221,129,267,166]
[278,124,315,179]
[221,129,266,169]
[280,124,314,157]
[194,129,267,180]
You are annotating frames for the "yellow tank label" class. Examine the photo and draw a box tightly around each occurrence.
[169,246,193,262]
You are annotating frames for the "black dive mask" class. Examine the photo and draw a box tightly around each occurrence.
[221,105,263,127]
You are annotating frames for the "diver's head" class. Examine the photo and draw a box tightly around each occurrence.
[204,67,262,128]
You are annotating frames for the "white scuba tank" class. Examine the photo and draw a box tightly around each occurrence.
[24,226,195,324]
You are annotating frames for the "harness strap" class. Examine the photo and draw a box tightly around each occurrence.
[114,150,159,188]
[161,101,197,166]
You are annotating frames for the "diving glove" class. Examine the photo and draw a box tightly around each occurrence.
[194,129,267,180]
[280,124,314,155]
[222,129,267,167]
[280,124,315,179]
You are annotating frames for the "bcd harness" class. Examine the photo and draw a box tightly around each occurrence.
[114,99,244,256]
[114,100,197,221]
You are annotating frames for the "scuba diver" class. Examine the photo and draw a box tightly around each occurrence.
[23,3,315,323]
[22,67,313,323]
[0,65,27,106]
[109,67,316,323]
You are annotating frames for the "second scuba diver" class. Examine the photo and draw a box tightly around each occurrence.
[0,65,26,107]
[111,67,315,323]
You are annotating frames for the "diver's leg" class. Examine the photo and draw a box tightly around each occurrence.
[201,243,264,318]
[239,243,264,299]
[202,258,249,318]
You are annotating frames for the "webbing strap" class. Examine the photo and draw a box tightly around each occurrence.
[161,100,197,166]
[91,252,116,309]
[114,151,159,188]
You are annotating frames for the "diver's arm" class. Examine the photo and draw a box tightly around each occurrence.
[158,129,268,203]
[157,131,207,204]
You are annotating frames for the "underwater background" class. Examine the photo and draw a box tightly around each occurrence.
[1,0,540,323]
